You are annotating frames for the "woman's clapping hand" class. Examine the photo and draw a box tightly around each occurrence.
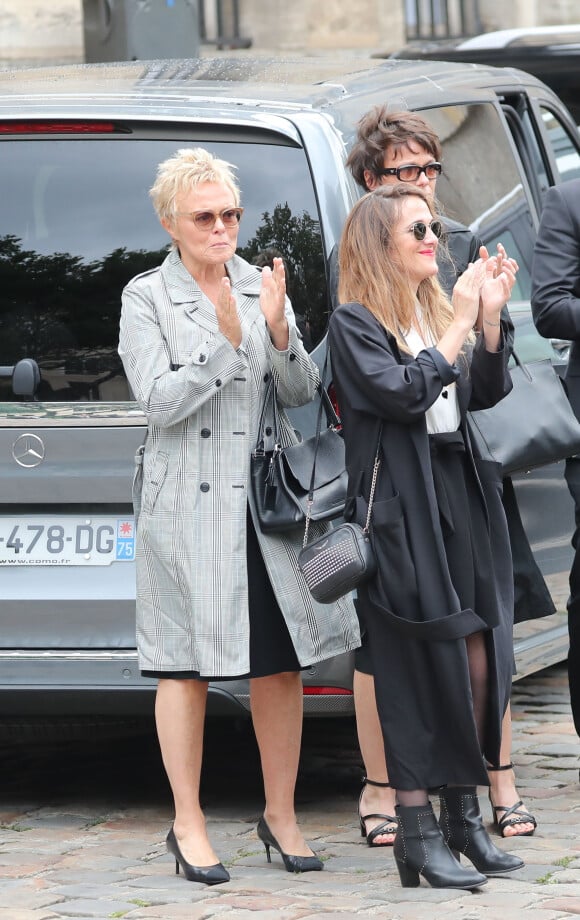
[260,257,289,350]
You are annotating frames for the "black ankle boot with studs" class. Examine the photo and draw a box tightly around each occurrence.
[438,786,524,876]
[393,802,488,890]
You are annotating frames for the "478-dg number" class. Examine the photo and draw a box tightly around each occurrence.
[5,523,115,555]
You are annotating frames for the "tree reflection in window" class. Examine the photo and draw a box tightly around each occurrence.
[0,204,327,402]
[0,234,165,402]
[238,204,328,352]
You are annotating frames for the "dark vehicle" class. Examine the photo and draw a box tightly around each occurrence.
[391,26,580,124]
[0,55,578,727]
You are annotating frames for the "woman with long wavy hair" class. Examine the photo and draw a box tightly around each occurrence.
[329,184,523,890]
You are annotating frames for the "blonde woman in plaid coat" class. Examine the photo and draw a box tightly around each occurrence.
[119,148,360,886]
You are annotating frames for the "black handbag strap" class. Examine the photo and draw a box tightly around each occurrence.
[305,350,339,496]
[510,348,533,382]
[254,360,341,456]
[254,376,280,455]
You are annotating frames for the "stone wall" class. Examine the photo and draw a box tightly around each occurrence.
[0,0,82,63]
[476,0,580,31]
[0,0,404,63]
[206,0,404,53]
[1,0,579,65]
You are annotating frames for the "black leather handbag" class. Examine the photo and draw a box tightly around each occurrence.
[251,377,347,533]
[298,428,381,604]
[468,355,580,474]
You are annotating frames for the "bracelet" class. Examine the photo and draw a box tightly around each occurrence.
[483,318,501,327]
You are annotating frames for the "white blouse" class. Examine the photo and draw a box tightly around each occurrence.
[403,321,460,434]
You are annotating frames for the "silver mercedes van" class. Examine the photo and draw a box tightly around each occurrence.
[0,56,577,728]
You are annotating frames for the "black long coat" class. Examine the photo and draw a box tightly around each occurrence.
[329,302,514,789]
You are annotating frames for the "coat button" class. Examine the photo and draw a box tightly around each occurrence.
[200,482,210,492]
[201,428,211,438]
[215,379,222,387]
[263,372,270,382]
[265,426,272,436]
[198,353,207,363]
[289,353,296,361]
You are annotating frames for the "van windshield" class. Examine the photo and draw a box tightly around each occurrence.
[0,137,326,404]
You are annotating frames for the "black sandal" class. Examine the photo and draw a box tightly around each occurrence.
[358,777,399,847]
[487,762,537,838]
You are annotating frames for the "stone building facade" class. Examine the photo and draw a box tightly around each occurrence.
[0,0,578,65]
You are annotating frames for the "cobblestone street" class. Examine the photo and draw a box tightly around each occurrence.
[0,664,579,919]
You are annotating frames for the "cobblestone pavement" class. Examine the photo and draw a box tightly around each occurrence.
[0,663,579,920]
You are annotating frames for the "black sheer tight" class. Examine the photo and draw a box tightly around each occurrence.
[465,630,489,748]
[397,789,430,807]
[396,632,489,806]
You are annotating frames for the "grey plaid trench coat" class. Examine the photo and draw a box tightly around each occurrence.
[119,250,360,676]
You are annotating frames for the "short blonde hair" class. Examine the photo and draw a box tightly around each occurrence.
[149,147,240,222]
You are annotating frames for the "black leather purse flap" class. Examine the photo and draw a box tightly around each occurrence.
[282,428,345,490]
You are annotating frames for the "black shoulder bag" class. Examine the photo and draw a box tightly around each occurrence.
[250,369,347,533]
[298,425,382,604]
[468,352,580,474]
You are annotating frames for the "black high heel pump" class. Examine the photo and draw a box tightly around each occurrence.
[256,816,323,873]
[166,827,230,885]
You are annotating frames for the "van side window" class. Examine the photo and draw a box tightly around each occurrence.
[502,101,547,216]
[539,106,580,183]
[425,102,535,302]
[515,101,580,196]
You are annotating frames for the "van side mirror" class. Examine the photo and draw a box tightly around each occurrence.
[0,358,41,398]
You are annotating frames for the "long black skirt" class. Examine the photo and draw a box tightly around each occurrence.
[361,433,512,789]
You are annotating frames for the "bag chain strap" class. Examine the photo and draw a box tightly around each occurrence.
[364,450,381,533]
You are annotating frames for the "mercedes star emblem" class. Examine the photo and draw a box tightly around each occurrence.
[12,433,46,468]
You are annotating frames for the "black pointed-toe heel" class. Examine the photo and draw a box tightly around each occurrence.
[256,816,323,873]
[166,827,230,885]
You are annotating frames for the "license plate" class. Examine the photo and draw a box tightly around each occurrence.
[0,517,135,566]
